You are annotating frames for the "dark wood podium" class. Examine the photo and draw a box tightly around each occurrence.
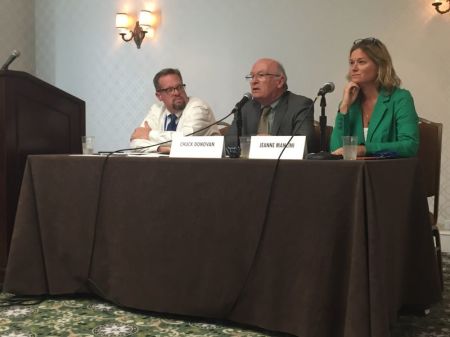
[0,70,85,281]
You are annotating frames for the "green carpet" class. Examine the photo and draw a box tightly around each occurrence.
[0,294,286,337]
[1,253,448,337]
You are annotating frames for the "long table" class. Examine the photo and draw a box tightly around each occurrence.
[3,155,441,337]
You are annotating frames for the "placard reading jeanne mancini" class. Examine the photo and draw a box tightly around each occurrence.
[249,136,306,160]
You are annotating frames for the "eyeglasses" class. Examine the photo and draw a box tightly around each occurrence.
[245,73,281,82]
[158,84,186,95]
[353,37,381,46]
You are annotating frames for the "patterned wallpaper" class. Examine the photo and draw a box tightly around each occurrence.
[3,0,450,226]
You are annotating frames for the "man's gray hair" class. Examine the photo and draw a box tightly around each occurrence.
[276,62,288,90]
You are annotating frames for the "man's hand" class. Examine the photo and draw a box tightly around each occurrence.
[157,146,171,154]
[131,121,151,140]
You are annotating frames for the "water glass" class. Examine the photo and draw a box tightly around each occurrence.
[239,136,251,159]
[342,136,358,160]
[82,136,95,155]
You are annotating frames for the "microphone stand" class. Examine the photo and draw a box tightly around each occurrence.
[306,94,341,160]
[226,107,243,158]
[236,107,242,149]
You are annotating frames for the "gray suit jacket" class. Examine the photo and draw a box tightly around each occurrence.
[225,91,315,152]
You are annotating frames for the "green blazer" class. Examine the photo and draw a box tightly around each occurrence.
[330,87,419,157]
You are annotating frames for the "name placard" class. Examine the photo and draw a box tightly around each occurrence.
[249,136,306,160]
[170,136,224,158]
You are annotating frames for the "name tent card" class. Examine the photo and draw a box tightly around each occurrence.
[170,136,224,158]
[249,136,306,160]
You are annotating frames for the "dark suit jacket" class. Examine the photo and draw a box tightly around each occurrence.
[225,91,315,152]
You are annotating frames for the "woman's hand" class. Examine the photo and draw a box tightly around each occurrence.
[331,145,366,157]
[331,147,344,155]
[339,82,360,114]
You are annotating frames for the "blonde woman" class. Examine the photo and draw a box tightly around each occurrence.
[330,38,419,157]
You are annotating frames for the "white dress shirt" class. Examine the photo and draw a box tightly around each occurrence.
[130,96,220,152]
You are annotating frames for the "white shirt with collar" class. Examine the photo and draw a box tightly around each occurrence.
[130,96,220,152]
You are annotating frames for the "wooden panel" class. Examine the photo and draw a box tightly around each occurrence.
[0,70,85,281]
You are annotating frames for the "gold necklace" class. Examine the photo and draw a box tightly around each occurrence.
[362,101,374,125]
[363,110,371,126]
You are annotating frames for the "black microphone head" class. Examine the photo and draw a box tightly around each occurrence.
[324,82,335,93]
[234,93,253,111]
[318,82,335,95]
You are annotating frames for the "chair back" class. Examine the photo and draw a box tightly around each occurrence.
[418,117,443,224]
[312,120,333,153]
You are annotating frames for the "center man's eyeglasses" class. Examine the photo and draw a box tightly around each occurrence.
[245,73,281,81]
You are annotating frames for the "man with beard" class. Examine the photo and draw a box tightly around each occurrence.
[130,68,220,153]
[225,58,314,153]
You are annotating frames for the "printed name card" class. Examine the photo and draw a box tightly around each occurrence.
[249,136,306,160]
[170,136,224,158]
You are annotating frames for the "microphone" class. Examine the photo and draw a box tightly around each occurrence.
[1,50,21,71]
[317,82,335,96]
[233,92,252,111]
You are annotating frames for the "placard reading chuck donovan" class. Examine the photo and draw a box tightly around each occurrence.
[170,136,224,158]
[180,141,216,147]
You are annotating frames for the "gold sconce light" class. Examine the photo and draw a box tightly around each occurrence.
[432,0,450,14]
[116,10,156,48]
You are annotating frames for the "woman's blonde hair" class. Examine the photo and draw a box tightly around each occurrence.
[349,38,401,93]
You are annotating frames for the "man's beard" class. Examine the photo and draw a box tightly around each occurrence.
[172,99,187,112]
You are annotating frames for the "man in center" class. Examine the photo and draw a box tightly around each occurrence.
[225,58,314,152]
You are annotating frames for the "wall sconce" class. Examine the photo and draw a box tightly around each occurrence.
[432,0,450,14]
[116,10,155,48]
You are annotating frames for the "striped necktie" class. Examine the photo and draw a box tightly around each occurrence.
[166,114,177,131]
[257,106,272,135]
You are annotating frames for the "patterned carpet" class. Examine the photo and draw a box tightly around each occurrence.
[1,254,448,337]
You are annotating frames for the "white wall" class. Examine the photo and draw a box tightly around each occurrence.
[8,0,450,225]
[0,0,35,73]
